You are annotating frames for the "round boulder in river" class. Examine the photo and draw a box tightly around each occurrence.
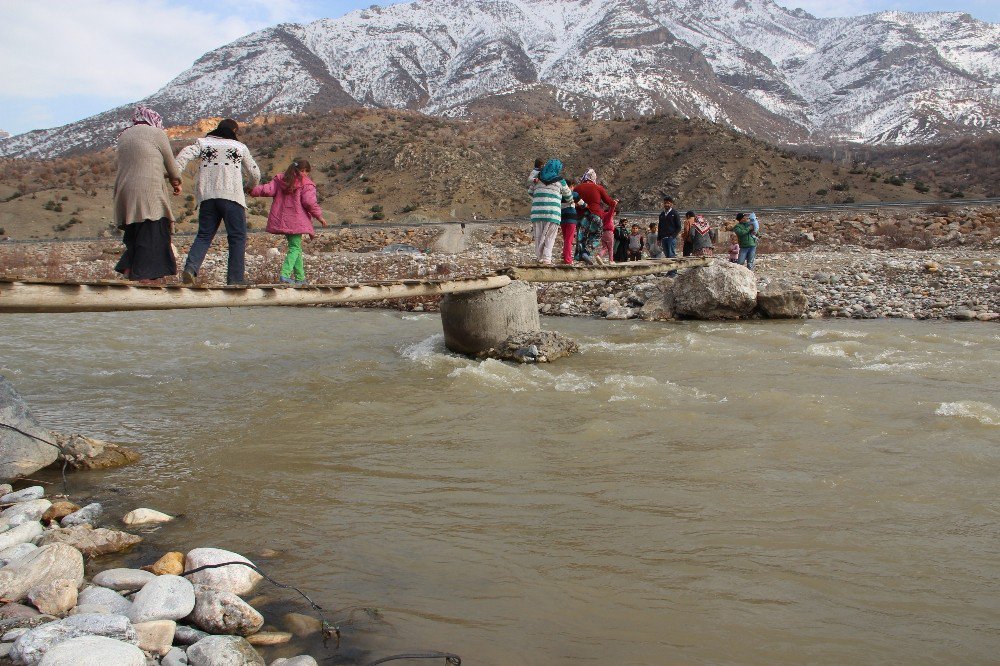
[129,574,196,623]
[185,548,262,596]
[186,635,265,666]
[34,635,145,665]
[671,262,758,319]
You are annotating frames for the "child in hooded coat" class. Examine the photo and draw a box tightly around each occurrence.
[249,159,328,284]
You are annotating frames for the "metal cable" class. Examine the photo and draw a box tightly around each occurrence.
[178,561,342,646]
[363,652,462,665]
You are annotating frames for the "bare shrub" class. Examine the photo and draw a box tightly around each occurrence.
[874,221,934,250]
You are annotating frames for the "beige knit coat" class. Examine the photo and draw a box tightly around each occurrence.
[113,124,181,228]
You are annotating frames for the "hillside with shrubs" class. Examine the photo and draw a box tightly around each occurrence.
[0,110,988,240]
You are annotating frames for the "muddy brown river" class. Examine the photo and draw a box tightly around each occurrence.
[0,309,997,664]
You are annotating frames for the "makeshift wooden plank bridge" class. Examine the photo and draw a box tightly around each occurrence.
[0,257,711,314]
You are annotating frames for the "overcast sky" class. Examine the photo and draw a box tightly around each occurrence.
[1,0,996,136]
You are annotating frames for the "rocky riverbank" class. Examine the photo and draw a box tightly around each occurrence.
[0,378,325,665]
[535,247,999,322]
[0,208,997,322]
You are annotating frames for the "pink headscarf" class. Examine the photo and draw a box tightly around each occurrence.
[580,168,597,184]
[117,104,163,140]
[132,104,163,129]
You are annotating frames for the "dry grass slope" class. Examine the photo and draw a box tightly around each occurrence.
[0,109,988,240]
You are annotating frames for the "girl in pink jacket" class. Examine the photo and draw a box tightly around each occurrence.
[249,159,327,285]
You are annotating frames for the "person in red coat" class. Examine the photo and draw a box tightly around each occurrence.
[575,169,619,261]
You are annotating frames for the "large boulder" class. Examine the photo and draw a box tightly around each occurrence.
[185,548,261,596]
[0,544,84,602]
[91,569,155,592]
[638,279,677,321]
[75,586,132,616]
[477,331,578,364]
[670,262,758,320]
[0,487,44,504]
[133,619,176,656]
[35,635,145,666]
[187,584,263,636]
[186,635,264,666]
[52,434,139,471]
[26,579,77,616]
[59,503,102,527]
[0,378,58,482]
[1,500,52,528]
[39,525,142,557]
[0,522,44,552]
[0,544,38,567]
[10,613,137,664]
[756,280,808,319]
[129,575,195,623]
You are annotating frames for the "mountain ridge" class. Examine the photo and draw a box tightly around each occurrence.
[2,0,997,158]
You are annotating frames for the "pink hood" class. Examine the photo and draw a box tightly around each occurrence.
[250,173,324,236]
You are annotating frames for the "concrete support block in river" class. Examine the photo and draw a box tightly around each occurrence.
[440,280,541,355]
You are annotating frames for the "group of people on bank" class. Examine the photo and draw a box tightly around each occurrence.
[113,105,326,286]
[528,158,760,269]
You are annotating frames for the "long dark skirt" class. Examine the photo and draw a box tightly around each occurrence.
[114,218,176,281]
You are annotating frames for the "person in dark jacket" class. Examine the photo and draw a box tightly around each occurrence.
[657,197,681,258]
[613,217,630,263]
[733,212,758,269]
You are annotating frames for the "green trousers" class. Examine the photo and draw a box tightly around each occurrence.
[281,234,305,280]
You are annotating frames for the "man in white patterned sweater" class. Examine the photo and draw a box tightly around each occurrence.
[175,119,261,286]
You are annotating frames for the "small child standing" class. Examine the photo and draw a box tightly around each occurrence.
[646,222,663,258]
[627,224,645,261]
[728,232,740,263]
[249,159,327,285]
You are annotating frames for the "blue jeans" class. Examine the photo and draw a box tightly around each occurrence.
[738,246,757,270]
[661,236,678,275]
[184,198,247,284]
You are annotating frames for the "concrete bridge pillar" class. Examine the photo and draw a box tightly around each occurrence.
[440,280,540,356]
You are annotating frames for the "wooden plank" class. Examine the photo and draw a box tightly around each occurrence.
[0,276,512,313]
[498,256,713,282]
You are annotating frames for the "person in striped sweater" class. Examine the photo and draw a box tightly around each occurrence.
[528,159,573,265]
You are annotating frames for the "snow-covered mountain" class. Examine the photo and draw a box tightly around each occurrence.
[3,0,998,157]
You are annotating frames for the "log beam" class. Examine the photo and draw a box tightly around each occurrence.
[0,276,512,313]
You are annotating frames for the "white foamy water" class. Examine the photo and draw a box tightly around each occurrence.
[936,401,1000,426]
[805,341,863,358]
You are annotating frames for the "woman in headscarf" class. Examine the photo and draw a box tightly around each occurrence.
[528,159,573,265]
[688,213,718,256]
[575,168,618,262]
[112,105,183,283]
